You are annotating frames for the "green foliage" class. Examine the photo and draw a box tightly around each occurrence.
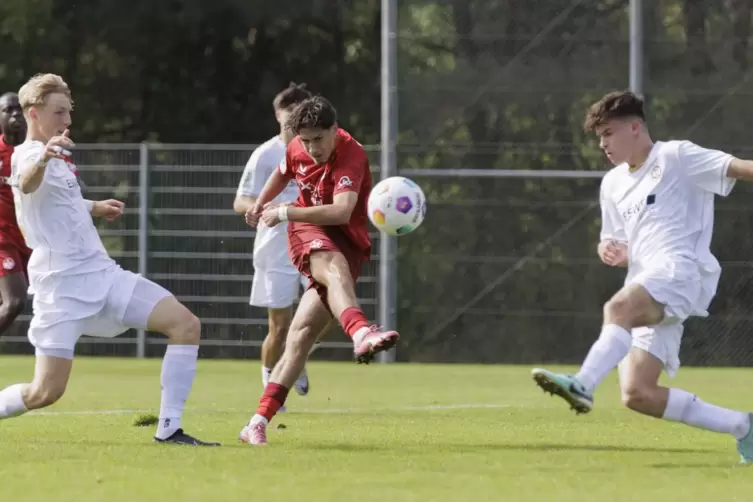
[3,0,753,362]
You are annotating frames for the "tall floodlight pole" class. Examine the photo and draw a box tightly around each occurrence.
[378,0,398,363]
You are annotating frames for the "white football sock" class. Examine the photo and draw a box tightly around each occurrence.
[663,388,750,439]
[0,384,28,419]
[249,414,268,426]
[261,366,271,388]
[575,324,632,393]
[156,344,198,440]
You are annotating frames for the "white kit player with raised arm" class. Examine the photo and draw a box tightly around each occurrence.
[233,83,319,402]
[0,73,218,446]
[531,90,753,464]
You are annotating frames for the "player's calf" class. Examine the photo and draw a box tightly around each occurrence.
[0,353,73,418]
[142,292,218,445]
[261,307,292,387]
[620,348,751,458]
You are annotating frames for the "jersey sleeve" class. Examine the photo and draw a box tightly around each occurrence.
[277,145,295,180]
[11,142,44,177]
[236,149,268,198]
[599,175,627,243]
[678,140,736,196]
[332,146,368,196]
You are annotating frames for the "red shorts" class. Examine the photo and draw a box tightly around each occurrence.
[0,241,30,278]
[287,223,369,307]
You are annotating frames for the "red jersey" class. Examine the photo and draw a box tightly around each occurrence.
[0,136,28,247]
[280,128,372,254]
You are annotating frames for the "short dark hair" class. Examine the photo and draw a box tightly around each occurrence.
[273,82,312,111]
[584,91,646,132]
[286,96,337,133]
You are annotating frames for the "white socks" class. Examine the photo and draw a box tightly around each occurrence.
[663,388,750,439]
[0,384,28,419]
[156,344,199,440]
[262,366,271,387]
[575,324,632,393]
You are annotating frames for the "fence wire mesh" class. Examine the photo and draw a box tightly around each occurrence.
[3,1,753,368]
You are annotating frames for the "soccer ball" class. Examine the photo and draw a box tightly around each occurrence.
[367,176,427,236]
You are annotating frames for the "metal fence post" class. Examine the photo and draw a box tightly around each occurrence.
[137,142,149,358]
[629,0,644,94]
[377,0,398,363]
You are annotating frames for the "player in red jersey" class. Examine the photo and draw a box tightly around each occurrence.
[239,96,399,445]
[0,93,32,333]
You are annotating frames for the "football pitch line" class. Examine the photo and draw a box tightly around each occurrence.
[28,403,516,417]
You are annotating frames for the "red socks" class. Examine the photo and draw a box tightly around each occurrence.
[340,307,369,338]
[256,383,290,421]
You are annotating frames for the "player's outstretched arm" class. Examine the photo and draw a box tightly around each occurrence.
[262,192,357,227]
[726,158,753,180]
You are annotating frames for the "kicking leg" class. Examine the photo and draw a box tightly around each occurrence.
[532,283,661,413]
[240,288,332,445]
[130,278,218,446]
[0,350,72,419]
[309,251,398,364]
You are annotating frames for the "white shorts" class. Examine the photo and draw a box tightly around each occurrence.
[627,263,706,323]
[250,269,306,309]
[28,266,172,357]
[626,261,714,377]
[631,323,684,377]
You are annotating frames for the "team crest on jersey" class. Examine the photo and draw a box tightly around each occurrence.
[2,257,15,270]
[337,176,353,189]
[650,164,662,179]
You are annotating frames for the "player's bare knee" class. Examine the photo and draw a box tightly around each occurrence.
[620,381,657,412]
[603,295,633,326]
[167,312,201,345]
[604,292,657,328]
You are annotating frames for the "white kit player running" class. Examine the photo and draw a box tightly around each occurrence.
[233,83,322,403]
[0,73,218,446]
[531,90,753,464]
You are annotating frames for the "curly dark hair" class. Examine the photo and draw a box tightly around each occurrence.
[286,96,337,133]
[584,90,646,132]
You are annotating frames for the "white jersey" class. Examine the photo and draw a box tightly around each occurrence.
[10,140,114,281]
[237,136,298,273]
[599,140,735,309]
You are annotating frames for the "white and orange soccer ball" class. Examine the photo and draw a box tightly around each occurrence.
[367,176,427,236]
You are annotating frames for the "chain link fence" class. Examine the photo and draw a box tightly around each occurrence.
[3,1,753,367]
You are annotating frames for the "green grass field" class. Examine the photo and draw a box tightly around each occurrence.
[1,356,752,501]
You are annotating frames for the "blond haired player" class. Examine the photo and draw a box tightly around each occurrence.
[0,74,218,446]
